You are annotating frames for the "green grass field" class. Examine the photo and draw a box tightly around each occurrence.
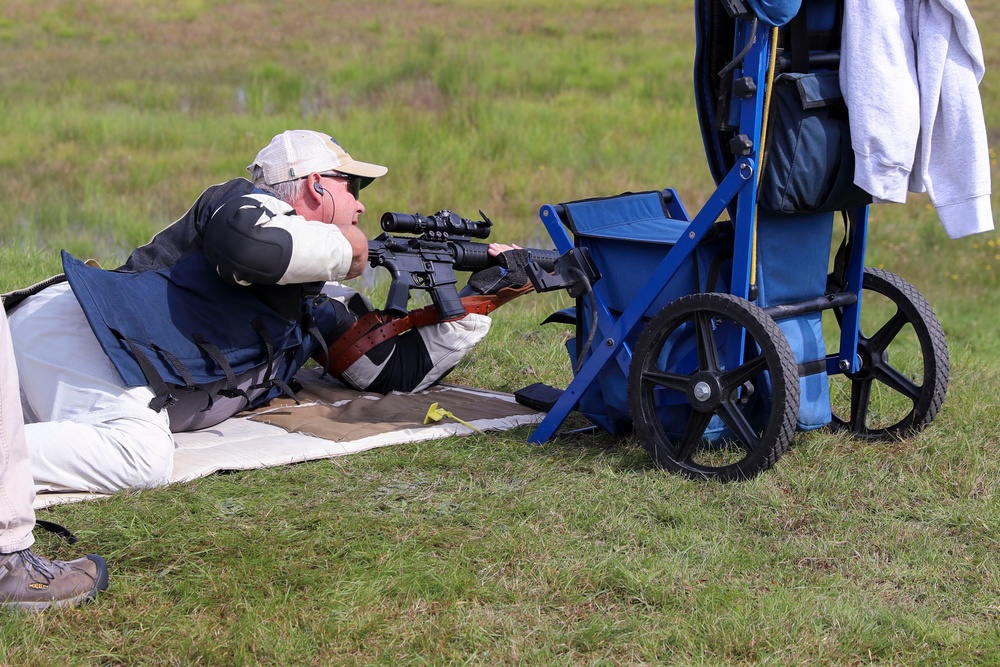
[2,1,999,664]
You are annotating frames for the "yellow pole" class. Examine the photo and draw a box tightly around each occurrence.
[750,26,780,288]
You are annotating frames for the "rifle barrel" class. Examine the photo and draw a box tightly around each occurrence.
[449,240,559,272]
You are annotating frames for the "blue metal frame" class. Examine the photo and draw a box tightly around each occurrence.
[528,17,867,444]
[529,159,755,443]
[831,205,868,375]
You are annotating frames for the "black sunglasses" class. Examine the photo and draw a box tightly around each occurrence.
[322,172,361,199]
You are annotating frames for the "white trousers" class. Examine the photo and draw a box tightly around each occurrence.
[0,306,35,553]
[6,281,490,496]
[8,283,174,495]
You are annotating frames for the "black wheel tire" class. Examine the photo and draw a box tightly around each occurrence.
[628,292,800,482]
[829,268,949,440]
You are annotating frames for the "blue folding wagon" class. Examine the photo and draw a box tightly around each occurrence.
[523,0,950,481]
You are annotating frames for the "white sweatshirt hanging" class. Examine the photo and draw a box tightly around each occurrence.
[840,0,994,239]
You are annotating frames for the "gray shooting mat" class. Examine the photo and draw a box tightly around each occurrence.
[32,368,544,509]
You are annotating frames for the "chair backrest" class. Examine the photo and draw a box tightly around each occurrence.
[558,190,718,317]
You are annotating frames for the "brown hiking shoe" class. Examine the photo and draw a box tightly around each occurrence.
[0,548,109,611]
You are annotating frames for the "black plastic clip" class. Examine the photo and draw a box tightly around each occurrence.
[525,247,601,299]
[721,0,753,19]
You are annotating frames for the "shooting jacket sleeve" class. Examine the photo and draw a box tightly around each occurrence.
[319,283,492,394]
[203,193,356,286]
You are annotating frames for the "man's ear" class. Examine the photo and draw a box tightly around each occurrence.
[306,173,325,203]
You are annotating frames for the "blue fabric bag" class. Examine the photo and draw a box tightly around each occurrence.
[754,210,833,429]
[749,0,802,26]
[758,71,871,215]
[557,192,733,435]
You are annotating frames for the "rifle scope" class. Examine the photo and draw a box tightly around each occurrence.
[380,210,492,240]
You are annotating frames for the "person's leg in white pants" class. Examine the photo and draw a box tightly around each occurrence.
[8,282,174,494]
[0,306,35,552]
[0,304,110,611]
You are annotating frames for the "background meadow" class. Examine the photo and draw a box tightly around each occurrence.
[1,1,999,664]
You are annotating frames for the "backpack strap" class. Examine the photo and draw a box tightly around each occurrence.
[35,519,78,544]
[827,209,855,293]
[111,329,176,412]
[301,299,332,379]
[151,342,214,413]
[193,334,248,402]
[247,318,299,403]
[788,4,810,73]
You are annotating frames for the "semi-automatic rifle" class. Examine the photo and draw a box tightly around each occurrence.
[368,209,562,320]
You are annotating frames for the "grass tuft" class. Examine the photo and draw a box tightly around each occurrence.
[1,0,998,663]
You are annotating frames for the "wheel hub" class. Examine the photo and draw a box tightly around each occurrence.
[687,372,723,411]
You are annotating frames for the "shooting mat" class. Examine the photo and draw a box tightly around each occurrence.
[32,367,544,509]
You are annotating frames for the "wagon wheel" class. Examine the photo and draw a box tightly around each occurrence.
[829,268,949,440]
[628,292,800,482]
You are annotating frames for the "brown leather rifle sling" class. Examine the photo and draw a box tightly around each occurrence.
[315,283,535,378]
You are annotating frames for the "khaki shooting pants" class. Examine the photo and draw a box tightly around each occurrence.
[0,306,35,553]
